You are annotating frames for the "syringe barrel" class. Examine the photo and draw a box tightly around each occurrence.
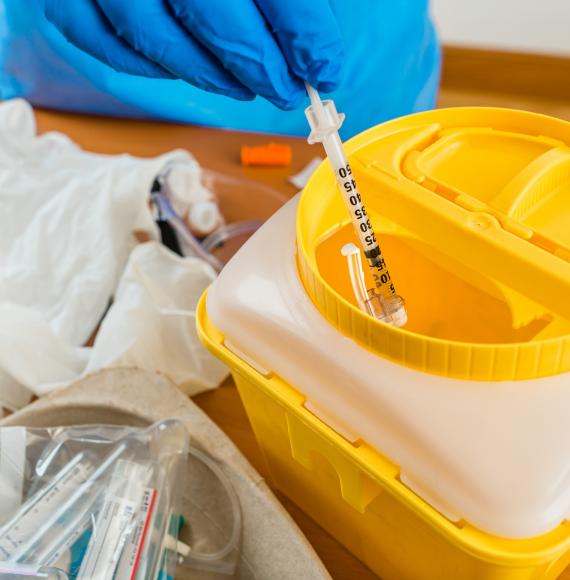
[322,132,397,300]
[0,451,97,562]
[9,440,134,565]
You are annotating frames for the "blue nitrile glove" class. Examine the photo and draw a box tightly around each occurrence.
[42,0,345,110]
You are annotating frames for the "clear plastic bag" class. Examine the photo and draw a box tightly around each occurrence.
[0,419,244,579]
[178,446,242,578]
[0,420,188,579]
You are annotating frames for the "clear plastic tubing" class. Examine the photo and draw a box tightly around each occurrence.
[201,220,263,253]
[152,190,223,273]
[304,83,407,327]
[341,243,370,313]
[341,243,407,326]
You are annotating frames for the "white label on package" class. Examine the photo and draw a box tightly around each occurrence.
[77,494,138,579]
[114,488,158,580]
[0,454,91,559]
[0,427,26,520]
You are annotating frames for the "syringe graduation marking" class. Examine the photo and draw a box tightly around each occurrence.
[304,82,406,326]
[334,161,395,299]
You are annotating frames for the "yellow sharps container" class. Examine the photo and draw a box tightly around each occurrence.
[198,108,570,579]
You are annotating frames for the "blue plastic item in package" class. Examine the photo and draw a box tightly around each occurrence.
[0,0,440,138]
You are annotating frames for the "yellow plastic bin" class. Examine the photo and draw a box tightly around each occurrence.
[197,108,570,579]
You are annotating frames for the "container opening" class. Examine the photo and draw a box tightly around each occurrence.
[316,222,570,344]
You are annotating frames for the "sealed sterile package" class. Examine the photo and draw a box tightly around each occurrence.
[0,420,189,579]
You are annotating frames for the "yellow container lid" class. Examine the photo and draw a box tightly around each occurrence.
[297,108,570,381]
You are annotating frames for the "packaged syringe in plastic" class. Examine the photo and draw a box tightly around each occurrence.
[0,419,189,579]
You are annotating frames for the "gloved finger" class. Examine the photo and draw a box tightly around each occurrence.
[94,0,254,100]
[255,0,345,93]
[44,0,173,79]
[167,0,305,110]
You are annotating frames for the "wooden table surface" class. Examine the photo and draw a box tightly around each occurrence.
[34,104,570,580]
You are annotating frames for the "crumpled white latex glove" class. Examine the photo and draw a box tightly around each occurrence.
[86,242,227,394]
[0,304,90,408]
[0,99,227,410]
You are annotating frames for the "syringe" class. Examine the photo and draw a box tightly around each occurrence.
[304,84,407,327]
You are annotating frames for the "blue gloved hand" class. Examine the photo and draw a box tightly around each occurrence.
[42,0,345,109]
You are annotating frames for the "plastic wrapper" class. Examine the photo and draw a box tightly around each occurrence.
[0,419,243,579]
[0,419,188,578]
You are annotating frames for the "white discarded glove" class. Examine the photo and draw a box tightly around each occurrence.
[0,99,227,410]
[86,242,227,395]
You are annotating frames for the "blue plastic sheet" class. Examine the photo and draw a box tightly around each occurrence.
[0,0,440,138]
